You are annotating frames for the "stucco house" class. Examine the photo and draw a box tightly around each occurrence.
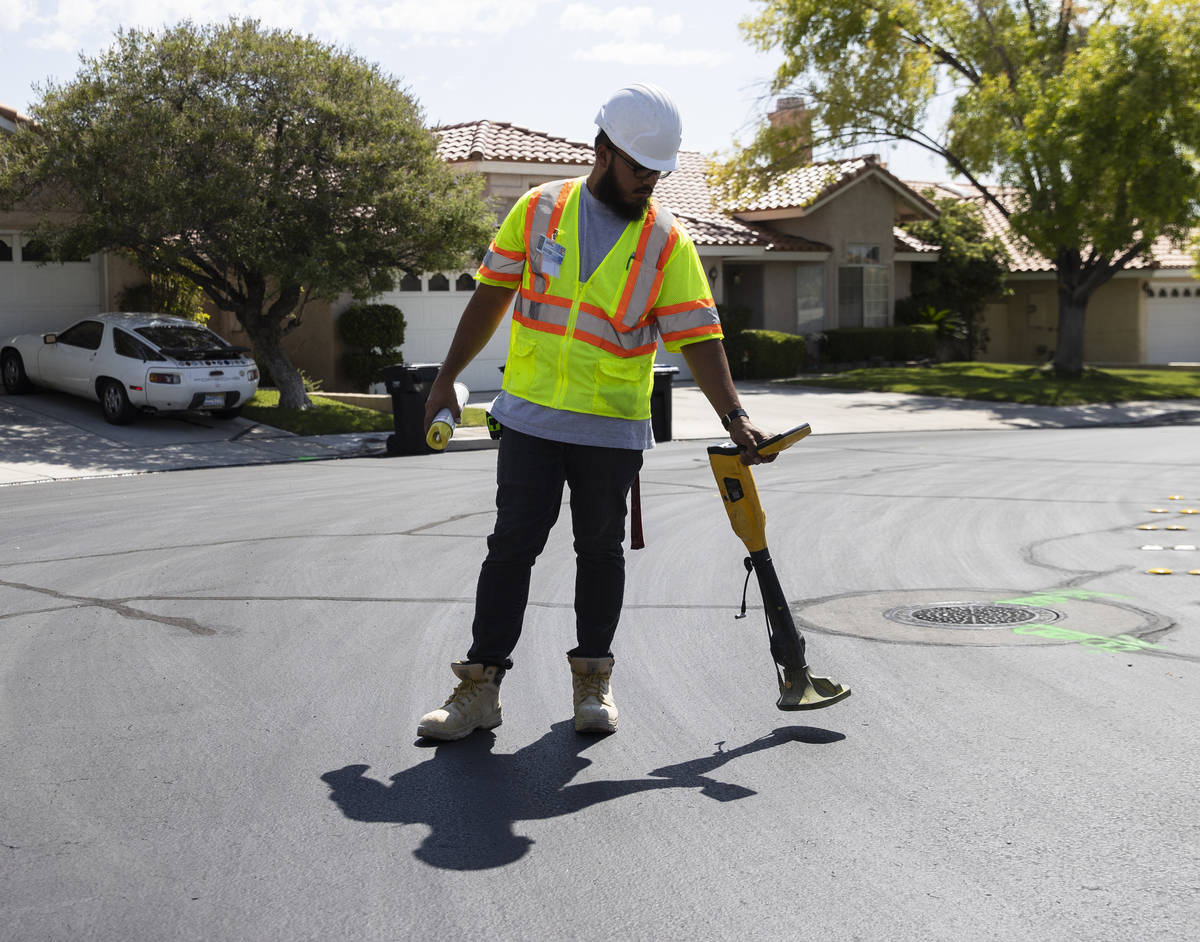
[0,105,143,341]
[912,182,1200,364]
[287,104,946,394]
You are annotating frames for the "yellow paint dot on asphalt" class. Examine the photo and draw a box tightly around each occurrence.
[1166,525,1188,531]
[1137,524,1159,530]
[1180,509,1199,515]
[1190,570,1200,576]
[1149,508,1169,513]
[1147,568,1174,575]
[1168,495,1184,500]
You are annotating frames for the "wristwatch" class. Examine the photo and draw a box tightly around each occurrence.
[721,407,749,430]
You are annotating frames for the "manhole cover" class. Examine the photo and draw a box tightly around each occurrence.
[884,601,1063,630]
[792,588,1170,647]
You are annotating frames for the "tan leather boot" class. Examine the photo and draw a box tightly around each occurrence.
[569,656,618,733]
[416,662,504,741]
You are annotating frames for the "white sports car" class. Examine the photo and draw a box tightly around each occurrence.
[2,312,260,424]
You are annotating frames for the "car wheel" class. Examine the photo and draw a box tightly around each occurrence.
[1,350,33,393]
[100,379,137,425]
[211,406,244,420]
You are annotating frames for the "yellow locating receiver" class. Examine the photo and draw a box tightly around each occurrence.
[707,423,812,554]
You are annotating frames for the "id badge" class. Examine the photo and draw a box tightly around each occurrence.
[536,233,567,279]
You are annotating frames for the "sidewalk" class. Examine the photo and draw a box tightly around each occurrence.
[3,382,1199,485]
[670,381,1200,438]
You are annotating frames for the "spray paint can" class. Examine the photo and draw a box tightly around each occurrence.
[426,382,469,450]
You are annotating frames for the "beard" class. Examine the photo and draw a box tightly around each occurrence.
[594,161,651,221]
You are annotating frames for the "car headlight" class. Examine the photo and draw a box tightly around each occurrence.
[148,372,181,384]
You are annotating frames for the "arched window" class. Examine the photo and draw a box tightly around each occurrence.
[0,236,12,262]
[429,273,450,291]
[399,273,422,291]
[456,273,476,292]
[20,237,51,262]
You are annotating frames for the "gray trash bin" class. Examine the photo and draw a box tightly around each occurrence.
[379,362,441,455]
[651,365,679,442]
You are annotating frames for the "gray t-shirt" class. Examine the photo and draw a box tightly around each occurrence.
[491,183,655,451]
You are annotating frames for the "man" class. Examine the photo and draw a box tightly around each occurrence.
[417,82,771,741]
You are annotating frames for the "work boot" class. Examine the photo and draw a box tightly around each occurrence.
[569,656,618,734]
[416,662,504,741]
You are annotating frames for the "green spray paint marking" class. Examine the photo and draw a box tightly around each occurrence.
[995,589,1130,607]
[1011,623,1161,653]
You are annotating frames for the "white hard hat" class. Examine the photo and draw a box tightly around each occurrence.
[594,82,682,172]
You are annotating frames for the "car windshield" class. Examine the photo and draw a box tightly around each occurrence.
[134,324,241,358]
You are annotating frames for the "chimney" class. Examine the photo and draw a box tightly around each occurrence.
[768,97,813,163]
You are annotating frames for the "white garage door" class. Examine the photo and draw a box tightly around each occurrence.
[1146,294,1200,364]
[0,233,104,339]
[372,272,511,395]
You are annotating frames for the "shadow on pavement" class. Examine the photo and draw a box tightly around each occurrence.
[320,721,844,871]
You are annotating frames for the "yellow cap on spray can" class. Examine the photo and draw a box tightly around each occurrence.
[426,382,469,450]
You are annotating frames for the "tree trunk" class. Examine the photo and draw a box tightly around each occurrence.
[241,317,312,410]
[1052,289,1088,377]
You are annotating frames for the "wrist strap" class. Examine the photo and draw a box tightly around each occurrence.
[721,407,749,430]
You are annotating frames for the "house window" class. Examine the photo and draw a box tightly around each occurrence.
[795,264,825,334]
[456,273,476,292]
[428,273,450,291]
[0,236,12,261]
[838,243,888,327]
[399,273,422,291]
[20,237,51,263]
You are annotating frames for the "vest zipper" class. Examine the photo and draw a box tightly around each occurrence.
[552,281,584,409]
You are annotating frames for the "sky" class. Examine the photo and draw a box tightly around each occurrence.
[0,0,950,180]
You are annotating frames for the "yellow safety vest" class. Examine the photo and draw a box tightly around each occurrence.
[477,177,721,421]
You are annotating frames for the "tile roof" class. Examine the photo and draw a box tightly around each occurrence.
[654,151,829,251]
[894,227,938,254]
[0,103,31,131]
[903,180,1194,272]
[434,123,827,251]
[436,121,594,167]
[727,157,877,213]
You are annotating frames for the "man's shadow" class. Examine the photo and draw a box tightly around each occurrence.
[320,722,844,870]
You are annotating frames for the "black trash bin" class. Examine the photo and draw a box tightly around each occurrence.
[650,365,679,442]
[379,362,441,455]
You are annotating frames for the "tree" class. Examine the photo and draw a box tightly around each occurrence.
[718,1,1200,376]
[0,19,493,408]
[899,196,1011,358]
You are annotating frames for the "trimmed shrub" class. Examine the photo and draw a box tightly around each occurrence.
[337,303,406,391]
[738,329,807,379]
[821,325,938,364]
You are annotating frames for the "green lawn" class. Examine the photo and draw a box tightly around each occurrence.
[781,362,1200,406]
[242,389,486,436]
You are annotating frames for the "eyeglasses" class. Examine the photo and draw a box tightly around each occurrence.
[607,145,672,181]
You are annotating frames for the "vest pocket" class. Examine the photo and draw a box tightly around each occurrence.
[506,331,556,404]
[592,356,650,419]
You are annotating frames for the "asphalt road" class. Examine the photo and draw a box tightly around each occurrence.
[2,425,1198,941]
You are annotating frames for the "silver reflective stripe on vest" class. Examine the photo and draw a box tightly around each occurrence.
[576,307,658,355]
[518,297,572,330]
[654,302,720,339]
[616,207,676,331]
[481,241,524,279]
[527,179,573,294]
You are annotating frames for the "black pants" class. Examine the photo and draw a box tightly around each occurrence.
[466,427,644,667]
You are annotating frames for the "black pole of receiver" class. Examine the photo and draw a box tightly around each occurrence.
[748,547,806,671]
